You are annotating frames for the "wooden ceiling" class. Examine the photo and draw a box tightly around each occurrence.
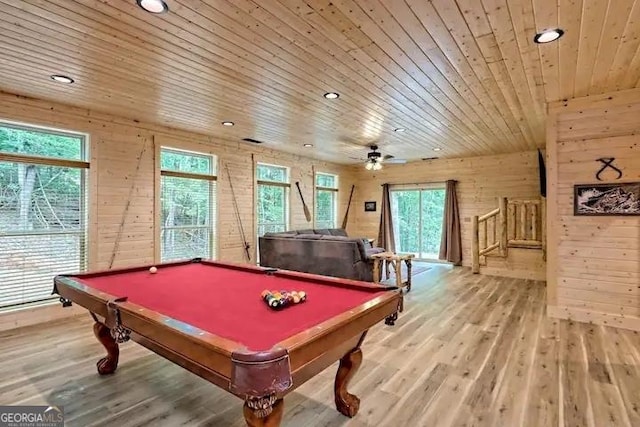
[1,0,639,163]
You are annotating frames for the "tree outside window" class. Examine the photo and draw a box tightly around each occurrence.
[160,148,216,261]
[315,172,338,229]
[257,164,289,237]
[0,123,87,308]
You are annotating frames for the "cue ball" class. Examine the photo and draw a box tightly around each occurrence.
[149,266,157,274]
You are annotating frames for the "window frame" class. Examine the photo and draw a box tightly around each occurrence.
[314,172,339,229]
[158,146,217,262]
[0,119,89,309]
[255,162,291,241]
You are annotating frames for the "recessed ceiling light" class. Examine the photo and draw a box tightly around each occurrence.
[50,75,74,84]
[534,28,564,44]
[136,0,169,13]
[433,147,442,151]
[222,121,234,126]
[303,144,313,147]
[324,92,339,99]
[394,128,406,133]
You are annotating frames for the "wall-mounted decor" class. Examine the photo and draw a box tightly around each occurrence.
[364,201,377,212]
[574,182,640,216]
[595,157,622,181]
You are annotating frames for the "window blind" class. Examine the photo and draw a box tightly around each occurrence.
[0,123,87,309]
[256,164,290,236]
[160,148,216,262]
[315,172,338,228]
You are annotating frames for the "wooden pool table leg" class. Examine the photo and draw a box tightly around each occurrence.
[334,332,366,417]
[243,398,284,427]
[93,321,119,375]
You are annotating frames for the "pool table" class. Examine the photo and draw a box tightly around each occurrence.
[53,258,402,426]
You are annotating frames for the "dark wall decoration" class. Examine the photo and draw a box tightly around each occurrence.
[574,182,640,216]
[595,157,623,181]
[364,201,377,212]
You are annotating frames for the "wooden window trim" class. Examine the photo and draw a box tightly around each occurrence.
[160,170,217,181]
[315,186,338,192]
[0,153,89,169]
[257,180,290,188]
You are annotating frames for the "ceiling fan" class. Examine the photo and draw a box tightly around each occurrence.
[358,145,407,170]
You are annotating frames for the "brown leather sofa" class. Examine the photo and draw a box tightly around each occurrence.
[258,228,385,282]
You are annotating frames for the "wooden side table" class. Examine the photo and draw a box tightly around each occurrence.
[370,252,416,292]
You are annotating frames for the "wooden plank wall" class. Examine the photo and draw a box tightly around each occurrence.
[547,87,640,331]
[348,151,545,280]
[0,91,354,329]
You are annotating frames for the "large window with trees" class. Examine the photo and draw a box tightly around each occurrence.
[391,185,446,260]
[256,163,289,237]
[160,148,216,262]
[315,172,338,229]
[0,122,88,309]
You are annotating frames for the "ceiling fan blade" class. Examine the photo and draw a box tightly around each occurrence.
[385,158,407,164]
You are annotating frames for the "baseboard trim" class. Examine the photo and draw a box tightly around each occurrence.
[0,302,85,332]
[547,305,640,332]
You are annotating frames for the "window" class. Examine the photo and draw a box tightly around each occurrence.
[315,172,338,229]
[391,185,446,260]
[0,122,88,309]
[256,163,289,236]
[160,148,216,261]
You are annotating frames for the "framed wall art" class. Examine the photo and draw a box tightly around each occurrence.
[574,182,640,216]
[364,201,377,212]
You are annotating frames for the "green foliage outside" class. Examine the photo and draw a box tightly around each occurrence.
[160,148,213,174]
[315,189,335,228]
[0,125,82,160]
[257,164,287,182]
[391,189,445,258]
[0,125,86,307]
[315,173,336,188]
[315,173,337,228]
[160,149,215,261]
[0,126,85,232]
[257,164,289,236]
[257,184,287,235]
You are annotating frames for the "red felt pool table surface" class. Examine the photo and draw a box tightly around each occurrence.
[75,262,387,351]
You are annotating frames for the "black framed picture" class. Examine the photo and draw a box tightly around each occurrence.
[364,201,377,212]
[574,182,640,216]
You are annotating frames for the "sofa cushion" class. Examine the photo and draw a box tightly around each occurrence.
[295,233,323,240]
[328,228,348,237]
[264,232,296,238]
[320,235,349,241]
[313,229,332,235]
[296,229,315,235]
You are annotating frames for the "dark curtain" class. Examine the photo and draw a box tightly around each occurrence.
[439,180,462,265]
[377,183,396,252]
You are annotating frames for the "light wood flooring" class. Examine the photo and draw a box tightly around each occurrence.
[2,265,640,426]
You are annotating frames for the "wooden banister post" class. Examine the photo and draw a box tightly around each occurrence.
[472,215,480,273]
[499,197,507,257]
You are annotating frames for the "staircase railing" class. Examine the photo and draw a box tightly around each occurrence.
[472,197,545,273]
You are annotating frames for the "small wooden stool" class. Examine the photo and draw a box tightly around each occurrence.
[370,252,416,292]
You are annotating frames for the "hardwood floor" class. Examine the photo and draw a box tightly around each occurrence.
[2,265,639,426]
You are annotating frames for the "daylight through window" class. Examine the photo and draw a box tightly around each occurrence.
[315,172,338,229]
[256,163,290,237]
[160,148,217,262]
[0,122,88,309]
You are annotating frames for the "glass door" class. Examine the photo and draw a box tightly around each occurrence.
[391,187,446,260]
